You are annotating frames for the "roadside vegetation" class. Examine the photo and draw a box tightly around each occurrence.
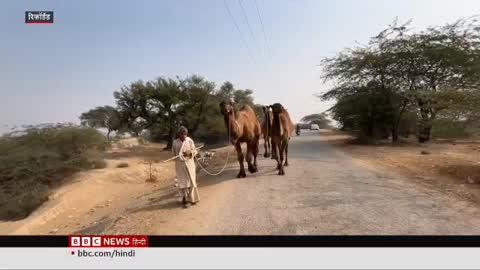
[319,17,480,144]
[0,124,107,220]
[1,76,261,221]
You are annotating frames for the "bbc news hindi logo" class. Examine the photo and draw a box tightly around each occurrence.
[25,11,54,24]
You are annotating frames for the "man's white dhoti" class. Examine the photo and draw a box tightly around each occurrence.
[172,137,200,203]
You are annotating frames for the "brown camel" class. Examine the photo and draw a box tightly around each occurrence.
[219,101,261,178]
[261,106,273,158]
[269,103,295,175]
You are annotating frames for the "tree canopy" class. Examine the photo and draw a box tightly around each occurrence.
[300,113,331,128]
[80,106,123,141]
[320,17,480,143]
[81,75,257,148]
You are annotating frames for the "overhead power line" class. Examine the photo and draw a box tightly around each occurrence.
[223,0,258,65]
[238,0,262,56]
[253,0,272,59]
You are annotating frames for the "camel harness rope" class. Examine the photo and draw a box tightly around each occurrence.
[163,116,232,176]
[194,116,232,176]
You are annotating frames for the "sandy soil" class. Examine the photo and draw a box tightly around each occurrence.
[321,130,480,204]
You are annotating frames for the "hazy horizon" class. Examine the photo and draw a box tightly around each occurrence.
[1,0,480,135]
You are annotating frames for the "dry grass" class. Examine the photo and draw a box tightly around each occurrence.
[0,126,107,221]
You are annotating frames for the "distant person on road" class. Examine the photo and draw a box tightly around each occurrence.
[172,126,200,208]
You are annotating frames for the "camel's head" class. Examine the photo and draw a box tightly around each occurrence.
[262,105,272,122]
[269,103,284,114]
[262,105,270,114]
[219,100,235,115]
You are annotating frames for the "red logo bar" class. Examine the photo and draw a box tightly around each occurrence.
[69,235,149,248]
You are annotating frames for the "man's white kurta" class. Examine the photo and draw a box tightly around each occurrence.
[172,137,198,189]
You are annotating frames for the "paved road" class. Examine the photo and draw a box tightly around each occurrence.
[109,130,480,235]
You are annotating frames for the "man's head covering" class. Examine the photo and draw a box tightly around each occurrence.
[178,126,188,136]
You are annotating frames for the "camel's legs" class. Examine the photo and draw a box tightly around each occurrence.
[271,140,277,160]
[284,139,289,167]
[263,135,270,158]
[253,138,260,172]
[272,139,281,170]
[252,138,259,172]
[246,143,255,174]
[235,142,246,178]
[278,139,286,175]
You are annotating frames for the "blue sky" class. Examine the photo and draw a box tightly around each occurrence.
[1,0,479,134]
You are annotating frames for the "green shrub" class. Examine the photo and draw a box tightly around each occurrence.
[431,119,470,138]
[0,124,107,220]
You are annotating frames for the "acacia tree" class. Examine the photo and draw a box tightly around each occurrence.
[112,76,258,148]
[80,106,123,141]
[370,17,480,142]
[216,81,255,106]
[113,81,150,137]
[95,76,257,149]
[321,42,407,142]
[178,75,216,138]
[217,81,235,101]
[144,77,186,149]
[321,17,480,143]
[300,113,331,128]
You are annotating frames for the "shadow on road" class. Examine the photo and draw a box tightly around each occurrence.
[125,188,182,213]
[121,155,280,216]
[128,200,181,213]
[197,157,279,188]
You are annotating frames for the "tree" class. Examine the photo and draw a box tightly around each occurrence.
[145,77,184,149]
[320,43,407,142]
[233,89,255,106]
[253,104,265,120]
[300,113,331,128]
[80,106,123,141]
[113,81,150,137]
[94,76,259,149]
[320,17,480,143]
[217,81,235,101]
[374,17,480,142]
[178,75,216,137]
[216,82,255,107]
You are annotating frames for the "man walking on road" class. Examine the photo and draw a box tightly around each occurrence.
[172,126,200,208]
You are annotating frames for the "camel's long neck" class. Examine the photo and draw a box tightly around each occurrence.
[272,112,283,137]
[224,112,239,141]
[267,111,273,127]
[265,111,272,135]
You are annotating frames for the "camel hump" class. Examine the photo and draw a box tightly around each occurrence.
[270,103,295,138]
[242,104,255,113]
[282,110,296,136]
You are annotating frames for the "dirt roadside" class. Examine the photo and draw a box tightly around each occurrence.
[0,140,236,235]
[0,141,177,235]
[320,130,480,205]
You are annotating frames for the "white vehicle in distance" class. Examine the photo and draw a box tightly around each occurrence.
[310,124,320,130]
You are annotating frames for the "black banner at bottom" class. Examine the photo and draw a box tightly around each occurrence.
[0,236,480,247]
